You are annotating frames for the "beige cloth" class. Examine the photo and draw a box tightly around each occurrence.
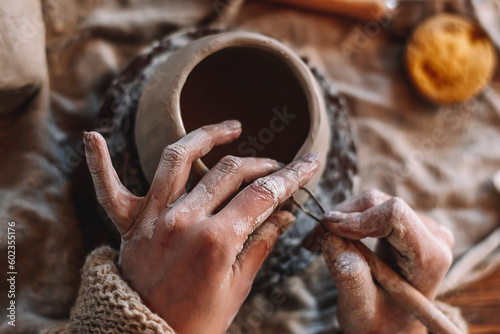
[0,0,499,333]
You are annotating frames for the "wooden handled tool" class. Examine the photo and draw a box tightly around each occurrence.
[266,0,392,22]
[353,240,463,334]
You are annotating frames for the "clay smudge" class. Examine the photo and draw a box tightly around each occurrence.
[141,215,158,240]
[164,216,176,230]
[125,213,159,246]
[233,217,251,237]
[255,206,274,227]
[382,199,417,280]
[181,184,213,213]
[168,193,188,208]
[234,242,244,254]
[219,269,231,292]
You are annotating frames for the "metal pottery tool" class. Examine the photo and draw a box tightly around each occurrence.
[292,188,464,334]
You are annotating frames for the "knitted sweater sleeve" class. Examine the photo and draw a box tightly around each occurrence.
[43,246,175,334]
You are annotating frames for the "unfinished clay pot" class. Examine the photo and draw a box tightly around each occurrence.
[134,31,330,204]
[96,28,357,289]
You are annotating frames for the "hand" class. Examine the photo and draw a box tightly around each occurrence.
[83,120,319,334]
[306,189,453,334]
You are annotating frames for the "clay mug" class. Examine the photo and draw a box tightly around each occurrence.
[135,31,331,205]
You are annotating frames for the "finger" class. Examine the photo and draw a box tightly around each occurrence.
[322,198,452,296]
[326,189,452,247]
[148,120,242,208]
[322,233,380,333]
[232,211,295,295]
[302,188,391,252]
[179,156,280,218]
[217,153,320,242]
[84,132,141,234]
[334,188,391,212]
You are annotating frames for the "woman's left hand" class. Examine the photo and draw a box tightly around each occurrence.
[84,120,320,334]
[305,189,454,334]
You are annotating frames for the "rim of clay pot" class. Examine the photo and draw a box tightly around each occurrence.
[135,31,329,189]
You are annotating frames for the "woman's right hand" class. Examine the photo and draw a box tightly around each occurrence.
[84,120,320,334]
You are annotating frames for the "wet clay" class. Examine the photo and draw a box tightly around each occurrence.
[180,46,310,167]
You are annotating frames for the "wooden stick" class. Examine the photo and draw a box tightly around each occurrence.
[352,240,464,334]
[266,0,390,22]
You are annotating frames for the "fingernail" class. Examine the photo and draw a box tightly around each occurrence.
[301,152,319,163]
[222,120,242,131]
[323,211,346,223]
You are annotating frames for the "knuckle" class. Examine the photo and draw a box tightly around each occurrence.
[249,177,284,203]
[282,165,302,186]
[201,229,219,245]
[195,228,233,268]
[386,197,409,223]
[360,188,385,207]
[217,155,243,174]
[199,228,226,253]
[163,210,185,233]
[378,197,410,238]
[162,144,188,165]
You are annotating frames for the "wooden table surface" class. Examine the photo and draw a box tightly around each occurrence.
[441,266,500,334]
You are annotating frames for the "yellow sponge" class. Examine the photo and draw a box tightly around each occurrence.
[405,13,497,105]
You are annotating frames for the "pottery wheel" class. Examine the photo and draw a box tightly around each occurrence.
[97,27,358,290]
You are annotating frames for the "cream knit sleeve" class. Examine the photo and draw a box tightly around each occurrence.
[43,246,175,334]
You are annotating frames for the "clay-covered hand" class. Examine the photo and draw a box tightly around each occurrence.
[308,189,453,334]
[83,120,319,334]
